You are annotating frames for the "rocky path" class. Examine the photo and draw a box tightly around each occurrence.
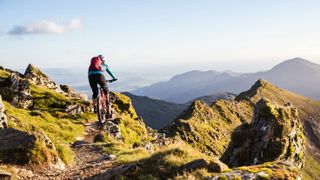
[15,122,116,179]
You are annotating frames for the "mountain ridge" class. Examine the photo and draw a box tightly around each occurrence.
[132,57,320,103]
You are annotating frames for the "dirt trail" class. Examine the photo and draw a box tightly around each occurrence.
[17,122,115,179]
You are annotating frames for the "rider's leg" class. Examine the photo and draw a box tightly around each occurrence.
[89,75,99,112]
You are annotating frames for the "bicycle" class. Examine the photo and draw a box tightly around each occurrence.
[96,79,116,125]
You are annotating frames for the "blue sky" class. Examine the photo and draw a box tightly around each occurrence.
[1,0,320,73]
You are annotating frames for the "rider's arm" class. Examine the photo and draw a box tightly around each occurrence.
[101,64,116,80]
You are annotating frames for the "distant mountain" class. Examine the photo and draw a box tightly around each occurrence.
[132,57,320,103]
[123,92,188,129]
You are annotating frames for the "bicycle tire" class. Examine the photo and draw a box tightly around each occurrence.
[97,96,106,124]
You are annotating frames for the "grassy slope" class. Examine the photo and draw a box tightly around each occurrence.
[163,100,253,157]
[0,69,96,164]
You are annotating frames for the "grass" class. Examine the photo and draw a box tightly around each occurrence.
[302,153,320,180]
[4,99,94,165]
[100,136,215,179]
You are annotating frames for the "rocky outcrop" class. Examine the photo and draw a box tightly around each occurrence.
[60,84,88,101]
[24,64,62,93]
[9,73,32,109]
[0,128,64,169]
[0,128,37,164]
[0,95,8,129]
[220,98,305,175]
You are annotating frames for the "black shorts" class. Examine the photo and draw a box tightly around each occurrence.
[88,74,109,98]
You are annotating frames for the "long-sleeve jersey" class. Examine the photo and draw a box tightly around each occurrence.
[88,57,116,79]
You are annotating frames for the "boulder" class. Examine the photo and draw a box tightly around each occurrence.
[0,128,37,164]
[0,128,64,169]
[9,73,32,109]
[0,95,8,129]
[65,104,83,115]
[178,159,209,173]
[24,64,62,93]
[208,160,229,173]
[105,121,122,139]
[60,84,88,100]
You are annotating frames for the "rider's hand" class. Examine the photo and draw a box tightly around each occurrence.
[112,78,118,82]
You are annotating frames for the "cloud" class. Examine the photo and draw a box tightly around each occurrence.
[7,19,81,35]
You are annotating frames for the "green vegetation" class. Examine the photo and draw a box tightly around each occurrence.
[3,82,95,165]
[165,100,253,156]
[112,93,152,145]
[302,153,320,180]
[4,101,88,164]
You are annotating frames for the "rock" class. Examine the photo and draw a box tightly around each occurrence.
[24,64,62,93]
[36,131,66,170]
[0,95,8,129]
[209,162,299,180]
[89,163,138,180]
[178,159,208,173]
[65,104,83,115]
[0,128,37,164]
[60,84,88,100]
[221,98,305,171]
[143,142,154,152]
[0,128,64,169]
[0,169,11,180]
[208,160,229,172]
[9,73,32,109]
[105,121,122,139]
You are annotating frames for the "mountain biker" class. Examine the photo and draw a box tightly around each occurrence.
[88,54,117,113]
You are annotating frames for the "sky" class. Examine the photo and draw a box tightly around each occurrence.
[1,0,320,73]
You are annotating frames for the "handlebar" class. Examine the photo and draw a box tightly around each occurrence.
[106,79,118,83]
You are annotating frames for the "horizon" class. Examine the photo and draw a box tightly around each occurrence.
[1,1,320,73]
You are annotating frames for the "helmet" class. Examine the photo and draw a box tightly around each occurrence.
[98,54,105,61]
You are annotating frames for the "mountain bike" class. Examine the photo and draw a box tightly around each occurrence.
[97,80,116,125]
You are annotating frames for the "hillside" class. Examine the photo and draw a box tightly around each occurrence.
[124,92,236,130]
[0,65,153,179]
[123,92,188,129]
[0,64,318,179]
[162,79,320,179]
[132,57,320,103]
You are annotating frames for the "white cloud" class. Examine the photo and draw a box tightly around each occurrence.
[8,19,81,35]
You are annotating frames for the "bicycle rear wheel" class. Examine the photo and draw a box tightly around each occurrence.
[97,96,106,124]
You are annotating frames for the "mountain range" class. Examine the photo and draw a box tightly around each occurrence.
[132,57,320,103]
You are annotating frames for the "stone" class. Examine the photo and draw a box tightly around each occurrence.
[105,121,122,139]
[60,84,88,100]
[24,64,62,93]
[89,164,137,180]
[178,159,209,173]
[66,104,83,115]
[208,160,229,173]
[143,142,154,152]
[0,95,8,129]
[0,169,11,180]
[9,73,32,109]
[0,128,64,169]
[0,128,37,164]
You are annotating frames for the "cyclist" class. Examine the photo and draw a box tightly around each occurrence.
[88,54,117,113]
